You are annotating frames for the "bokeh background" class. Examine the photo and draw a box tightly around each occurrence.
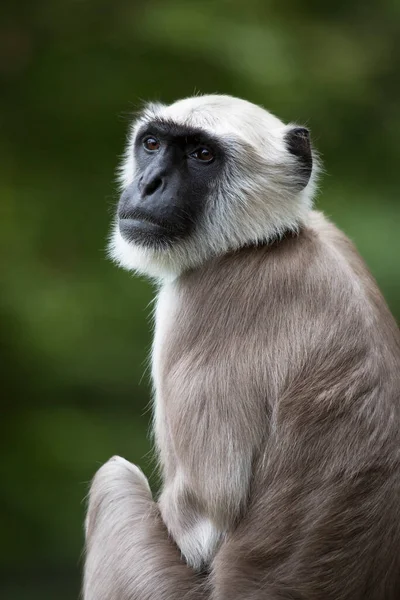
[1,1,399,598]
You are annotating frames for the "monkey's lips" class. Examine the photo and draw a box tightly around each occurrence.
[119,215,176,246]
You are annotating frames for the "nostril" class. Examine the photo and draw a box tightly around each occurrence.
[143,176,162,197]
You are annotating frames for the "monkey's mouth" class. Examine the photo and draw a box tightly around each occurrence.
[118,212,179,248]
[119,207,177,231]
[119,216,167,238]
[119,202,191,246]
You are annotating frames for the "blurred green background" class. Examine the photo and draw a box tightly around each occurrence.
[1,0,399,598]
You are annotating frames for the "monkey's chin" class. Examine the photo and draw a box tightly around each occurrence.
[108,225,183,281]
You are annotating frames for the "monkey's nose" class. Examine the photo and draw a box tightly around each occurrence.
[141,176,162,198]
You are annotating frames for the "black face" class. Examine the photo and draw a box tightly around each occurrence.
[118,119,224,248]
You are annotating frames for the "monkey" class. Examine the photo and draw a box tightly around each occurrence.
[83,95,400,600]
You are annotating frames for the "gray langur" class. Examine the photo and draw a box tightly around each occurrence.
[83,95,400,600]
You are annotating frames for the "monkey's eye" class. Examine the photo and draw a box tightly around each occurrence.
[143,137,161,152]
[190,147,214,163]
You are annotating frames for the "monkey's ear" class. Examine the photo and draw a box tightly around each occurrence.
[285,127,312,188]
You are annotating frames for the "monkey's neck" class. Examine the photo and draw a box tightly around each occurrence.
[239,226,303,252]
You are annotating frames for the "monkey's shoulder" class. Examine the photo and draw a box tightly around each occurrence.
[178,211,366,303]
[166,211,398,357]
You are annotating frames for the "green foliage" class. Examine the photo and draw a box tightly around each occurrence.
[1,1,398,598]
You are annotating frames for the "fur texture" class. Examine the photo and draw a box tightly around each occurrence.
[84,95,400,600]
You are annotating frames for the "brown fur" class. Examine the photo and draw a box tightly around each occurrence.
[84,211,400,599]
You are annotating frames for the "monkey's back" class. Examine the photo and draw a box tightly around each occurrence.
[156,210,400,599]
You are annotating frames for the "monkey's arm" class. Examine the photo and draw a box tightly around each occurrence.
[155,376,263,570]
[152,284,269,570]
[83,456,204,600]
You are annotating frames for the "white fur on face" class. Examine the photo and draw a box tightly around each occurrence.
[109,94,319,280]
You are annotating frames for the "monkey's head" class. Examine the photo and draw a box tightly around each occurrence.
[110,95,318,279]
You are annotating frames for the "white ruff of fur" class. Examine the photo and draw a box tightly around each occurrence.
[108,94,319,280]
